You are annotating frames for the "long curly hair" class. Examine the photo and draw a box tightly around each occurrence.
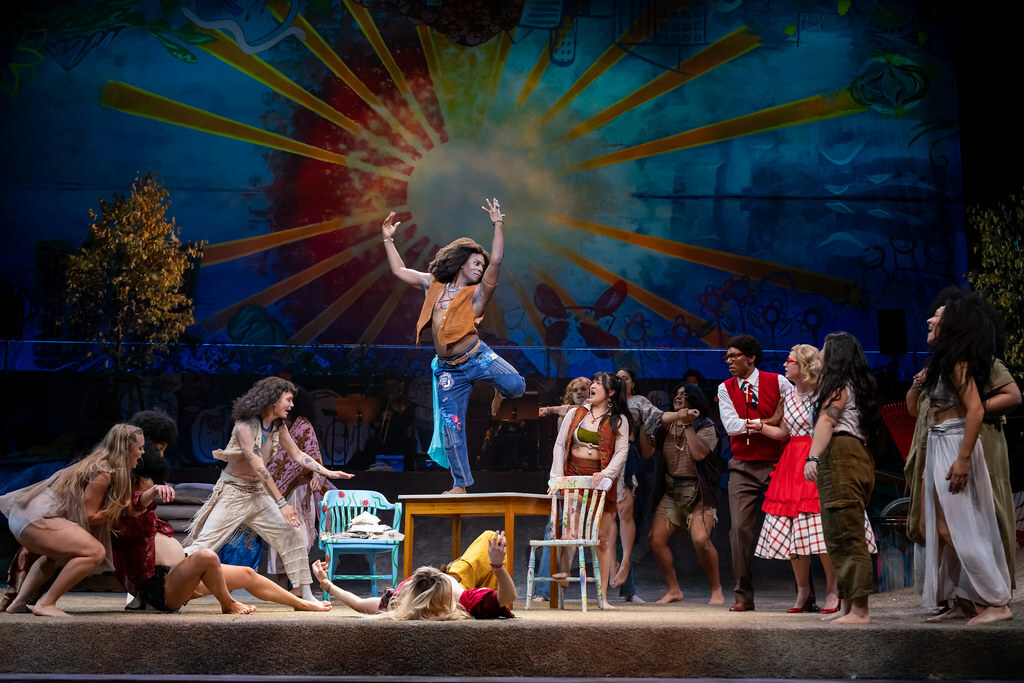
[591,371,633,435]
[921,290,996,402]
[791,343,822,390]
[385,566,471,620]
[232,377,297,426]
[929,286,1007,359]
[51,423,141,526]
[561,377,591,406]
[812,332,885,452]
[428,238,490,283]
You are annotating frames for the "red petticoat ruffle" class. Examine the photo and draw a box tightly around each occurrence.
[762,436,820,517]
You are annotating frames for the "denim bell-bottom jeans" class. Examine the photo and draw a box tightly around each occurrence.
[434,341,525,488]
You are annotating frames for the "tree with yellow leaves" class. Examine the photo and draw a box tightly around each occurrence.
[65,173,204,374]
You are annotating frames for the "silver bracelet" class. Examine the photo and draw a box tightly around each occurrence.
[383,237,394,243]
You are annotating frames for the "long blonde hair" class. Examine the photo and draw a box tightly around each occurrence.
[384,567,471,621]
[51,423,141,525]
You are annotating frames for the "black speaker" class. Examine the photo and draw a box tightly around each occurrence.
[877,309,907,355]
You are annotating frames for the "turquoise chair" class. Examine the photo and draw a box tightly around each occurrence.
[318,489,403,598]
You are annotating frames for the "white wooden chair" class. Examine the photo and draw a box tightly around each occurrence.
[525,475,613,611]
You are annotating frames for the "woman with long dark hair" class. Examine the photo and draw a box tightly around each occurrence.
[549,371,633,608]
[804,332,882,625]
[916,293,1012,625]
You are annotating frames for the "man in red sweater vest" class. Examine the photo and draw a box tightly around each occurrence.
[717,335,792,611]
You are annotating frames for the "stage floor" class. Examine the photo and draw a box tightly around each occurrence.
[1,571,1022,680]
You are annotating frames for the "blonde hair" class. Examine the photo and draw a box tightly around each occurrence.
[791,344,822,390]
[561,377,591,406]
[384,567,471,621]
[51,423,141,526]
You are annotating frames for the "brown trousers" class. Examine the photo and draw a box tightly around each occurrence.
[818,435,875,601]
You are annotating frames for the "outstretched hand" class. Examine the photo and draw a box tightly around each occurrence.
[382,211,401,239]
[482,198,504,225]
[311,559,329,583]
[487,530,508,567]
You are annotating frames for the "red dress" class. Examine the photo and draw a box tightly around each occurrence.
[762,389,820,516]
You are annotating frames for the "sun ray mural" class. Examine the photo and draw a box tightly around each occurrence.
[39,0,957,362]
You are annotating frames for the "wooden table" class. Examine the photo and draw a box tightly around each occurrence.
[398,492,552,582]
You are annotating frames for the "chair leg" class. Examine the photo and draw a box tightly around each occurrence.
[390,547,398,591]
[578,545,588,613]
[592,546,604,610]
[525,547,536,610]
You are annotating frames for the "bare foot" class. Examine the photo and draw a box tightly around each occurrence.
[599,600,616,609]
[822,610,846,623]
[828,612,870,625]
[708,588,725,605]
[491,389,503,417]
[293,599,333,612]
[610,560,630,588]
[30,603,70,617]
[656,590,684,604]
[6,602,31,614]
[442,487,467,495]
[927,604,975,622]
[223,600,256,615]
[552,572,570,588]
[967,605,1012,625]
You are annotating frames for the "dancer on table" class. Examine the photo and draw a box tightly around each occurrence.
[718,334,792,612]
[548,372,632,609]
[0,423,141,616]
[111,454,330,614]
[804,332,883,625]
[646,383,725,605]
[753,344,876,614]
[314,530,515,619]
[913,293,1013,625]
[381,199,526,494]
[183,377,351,604]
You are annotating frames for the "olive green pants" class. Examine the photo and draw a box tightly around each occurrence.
[817,435,875,601]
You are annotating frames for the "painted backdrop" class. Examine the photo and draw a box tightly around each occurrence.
[1,0,964,379]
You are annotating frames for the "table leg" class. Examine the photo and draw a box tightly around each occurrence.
[403,508,414,580]
[505,506,515,577]
[451,515,462,560]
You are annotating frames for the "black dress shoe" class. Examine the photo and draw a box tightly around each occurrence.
[729,601,755,612]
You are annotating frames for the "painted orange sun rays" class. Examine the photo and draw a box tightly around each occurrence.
[101,0,862,348]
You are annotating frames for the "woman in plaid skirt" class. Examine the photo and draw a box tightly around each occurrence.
[751,344,876,614]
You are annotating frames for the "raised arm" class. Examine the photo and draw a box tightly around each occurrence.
[279,427,353,480]
[487,531,518,606]
[382,212,431,288]
[472,198,505,314]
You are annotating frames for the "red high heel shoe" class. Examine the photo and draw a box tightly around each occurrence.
[786,593,820,613]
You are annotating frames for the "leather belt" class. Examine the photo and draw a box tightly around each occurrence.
[438,340,481,367]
